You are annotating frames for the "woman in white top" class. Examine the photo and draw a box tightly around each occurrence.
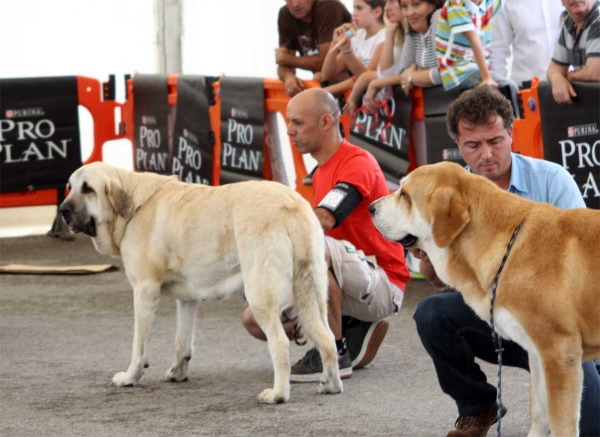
[344,0,406,115]
[322,0,386,95]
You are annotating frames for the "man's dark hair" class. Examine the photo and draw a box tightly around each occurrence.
[446,86,515,141]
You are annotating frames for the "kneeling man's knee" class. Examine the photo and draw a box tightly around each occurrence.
[242,307,267,341]
[413,294,451,337]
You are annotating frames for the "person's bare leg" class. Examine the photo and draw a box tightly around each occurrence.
[242,307,296,341]
[327,270,343,340]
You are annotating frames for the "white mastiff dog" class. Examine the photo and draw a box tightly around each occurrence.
[59,162,342,404]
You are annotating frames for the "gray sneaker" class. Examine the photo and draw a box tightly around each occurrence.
[290,347,352,383]
[345,319,389,369]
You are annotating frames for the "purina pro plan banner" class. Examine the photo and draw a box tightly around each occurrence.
[349,86,411,183]
[171,76,214,185]
[0,77,82,193]
[219,77,265,184]
[538,82,599,209]
[133,75,171,174]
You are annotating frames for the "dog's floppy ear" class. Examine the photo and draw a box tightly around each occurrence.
[428,186,470,248]
[106,182,133,219]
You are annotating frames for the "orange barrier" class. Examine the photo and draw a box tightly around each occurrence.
[0,76,127,208]
[512,77,544,159]
[0,75,545,211]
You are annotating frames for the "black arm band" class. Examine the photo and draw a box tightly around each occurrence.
[316,182,363,228]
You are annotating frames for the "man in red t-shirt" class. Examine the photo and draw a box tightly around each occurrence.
[242,88,410,382]
[276,0,351,96]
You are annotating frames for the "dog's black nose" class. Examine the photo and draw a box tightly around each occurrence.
[59,204,72,220]
[368,204,376,215]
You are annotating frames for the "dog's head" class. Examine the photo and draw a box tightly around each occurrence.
[59,162,133,238]
[370,162,471,249]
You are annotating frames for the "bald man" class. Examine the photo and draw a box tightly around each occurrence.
[242,89,410,382]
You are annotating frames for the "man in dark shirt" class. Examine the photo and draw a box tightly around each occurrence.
[277,0,351,96]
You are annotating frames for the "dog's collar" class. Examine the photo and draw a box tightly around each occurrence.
[398,234,418,248]
[489,219,524,434]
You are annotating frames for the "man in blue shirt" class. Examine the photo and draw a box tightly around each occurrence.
[412,86,599,437]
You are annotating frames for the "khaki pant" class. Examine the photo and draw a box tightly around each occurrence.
[325,236,403,322]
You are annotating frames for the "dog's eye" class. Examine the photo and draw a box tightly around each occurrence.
[82,182,94,194]
[66,183,71,192]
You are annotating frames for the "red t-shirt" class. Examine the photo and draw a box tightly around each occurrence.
[313,140,410,291]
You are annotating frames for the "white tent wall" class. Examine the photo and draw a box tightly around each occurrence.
[0,0,349,236]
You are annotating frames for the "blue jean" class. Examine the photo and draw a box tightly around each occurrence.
[414,290,600,435]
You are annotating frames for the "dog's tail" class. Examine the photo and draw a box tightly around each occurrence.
[288,203,336,356]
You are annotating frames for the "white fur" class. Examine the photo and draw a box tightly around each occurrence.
[61,162,343,404]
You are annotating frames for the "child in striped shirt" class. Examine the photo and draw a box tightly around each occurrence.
[435,0,518,109]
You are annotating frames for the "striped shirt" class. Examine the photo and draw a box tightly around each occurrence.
[552,0,600,71]
[398,9,442,85]
[436,0,502,89]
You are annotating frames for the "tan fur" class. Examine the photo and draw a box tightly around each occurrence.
[61,162,342,404]
[371,162,600,437]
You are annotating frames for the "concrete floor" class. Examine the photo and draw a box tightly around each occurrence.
[0,234,532,437]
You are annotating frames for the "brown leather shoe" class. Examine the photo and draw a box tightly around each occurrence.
[446,405,508,437]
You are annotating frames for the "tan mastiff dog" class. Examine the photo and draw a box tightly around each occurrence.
[370,161,600,436]
[59,162,343,404]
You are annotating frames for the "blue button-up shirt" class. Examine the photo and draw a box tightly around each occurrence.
[468,153,586,210]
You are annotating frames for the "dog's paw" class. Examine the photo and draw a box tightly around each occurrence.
[164,361,189,382]
[112,371,141,387]
[317,376,343,394]
[257,388,289,404]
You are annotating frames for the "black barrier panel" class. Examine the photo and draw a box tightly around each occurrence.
[133,75,170,174]
[219,77,265,184]
[424,117,465,166]
[349,86,411,184]
[538,81,600,209]
[171,76,214,185]
[421,86,465,167]
[0,76,82,193]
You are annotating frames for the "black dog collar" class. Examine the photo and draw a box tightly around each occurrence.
[398,234,418,248]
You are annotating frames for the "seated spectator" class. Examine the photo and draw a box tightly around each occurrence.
[397,0,444,96]
[435,0,519,110]
[321,0,387,95]
[490,0,565,88]
[276,0,351,97]
[547,0,600,104]
[344,0,406,115]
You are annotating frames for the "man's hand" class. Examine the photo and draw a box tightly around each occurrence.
[283,75,305,97]
[551,75,577,104]
[409,248,447,288]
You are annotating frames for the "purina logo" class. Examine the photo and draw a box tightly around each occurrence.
[5,107,45,118]
[183,128,199,145]
[231,107,249,119]
[567,123,599,138]
[141,115,157,125]
[443,148,463,161]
